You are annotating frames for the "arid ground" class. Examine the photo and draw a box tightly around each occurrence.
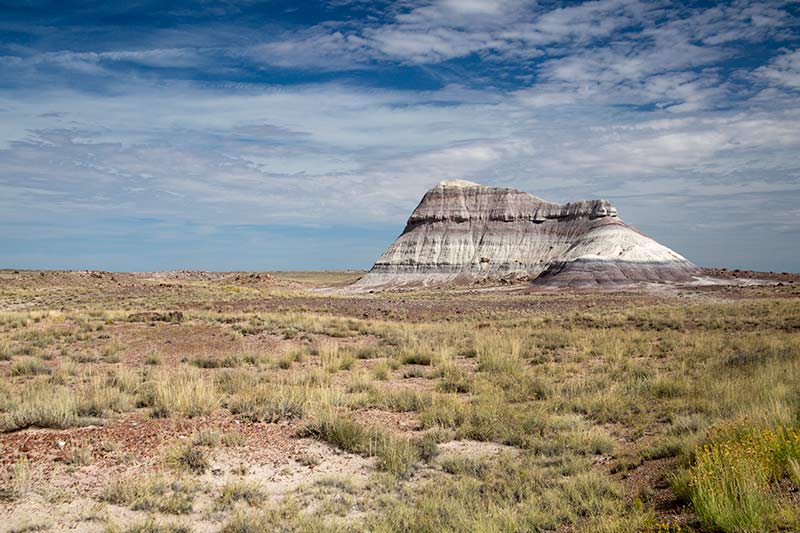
[1,270,799,532]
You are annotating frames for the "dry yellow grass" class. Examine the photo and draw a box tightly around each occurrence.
[1,273,799,531]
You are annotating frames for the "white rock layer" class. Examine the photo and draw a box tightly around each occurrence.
[354,181,698,288]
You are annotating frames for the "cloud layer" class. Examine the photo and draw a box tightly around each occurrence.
[1,0,799,271]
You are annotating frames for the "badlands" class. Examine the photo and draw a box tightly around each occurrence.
[0,187,799,533]
[357,180,698,289]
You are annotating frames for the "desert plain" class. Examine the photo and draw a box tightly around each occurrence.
[1,269,799,532]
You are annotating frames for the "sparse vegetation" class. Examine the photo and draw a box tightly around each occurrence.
[191,354,241,368]
[305,407,422,476]
[64,444,93,465]
[111,519,191,533]
[683,422,800,532]
[1,272,799,531]
[1,382,81,431]
[144,370,220,418]
[103,474,202,514]
[164,441,210,474]
[227,383,306,422]
[216,480,265,510]
[10,357,50,376]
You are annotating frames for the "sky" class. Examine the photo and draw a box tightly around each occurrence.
[0,0,799,272]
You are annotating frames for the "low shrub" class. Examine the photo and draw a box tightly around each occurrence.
[164,442,210,474]
[687,422,800,532]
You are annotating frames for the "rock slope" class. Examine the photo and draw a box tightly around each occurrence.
[354,180,698,288]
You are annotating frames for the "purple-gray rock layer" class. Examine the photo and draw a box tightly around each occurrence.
[354,180,698,289]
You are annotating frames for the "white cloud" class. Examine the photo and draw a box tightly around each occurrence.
[2,78,798,232]
[251,28,373,69]
[1,1,799,270]
[756,49,800,90]
[514,91,577,107]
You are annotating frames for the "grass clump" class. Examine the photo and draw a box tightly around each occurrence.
[369,452,624,531]
[420,394,467,429]
[192,428,245,447]
[0,456,30,499]
[1,382,82,431]
[316,341,355,373]
[365,388,431,412]
[437,366,472,393]
[216,480,265,511]
[401,351,432,366]
[640,437,688,461]
[305,409,421,476]
[76,374,134,417]
[218,493,347,531]
[356,346,381,359]
[110,519,191,533]
[686,421,800,532]
[476,334,523,374]
[164,441,210,474]
[191,354,241,369]
[103,474,201,515]
[0,340,15,361]
[145,370,220,418]
[10,357,50,376]
[346,371,376,394]
[221,510,269,533]
[371,360,392,381]
[228,385,306,423]
[221,510,277,533]
[276,354,295,370]
[439,454,491,477]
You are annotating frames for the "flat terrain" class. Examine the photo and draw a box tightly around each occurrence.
[1,270,799,532]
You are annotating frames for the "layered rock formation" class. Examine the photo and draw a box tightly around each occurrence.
[354,180,698,288]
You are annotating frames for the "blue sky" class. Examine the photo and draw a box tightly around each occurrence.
[1,0,799,272]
